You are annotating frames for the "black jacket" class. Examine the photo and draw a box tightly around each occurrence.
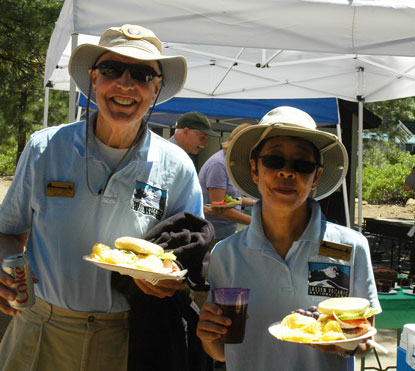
[112,212,215,371]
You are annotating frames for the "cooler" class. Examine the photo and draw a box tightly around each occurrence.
[398,324,415,371]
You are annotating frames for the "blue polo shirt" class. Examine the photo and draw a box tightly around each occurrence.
[209,199,381,371]
[0,120,203,312]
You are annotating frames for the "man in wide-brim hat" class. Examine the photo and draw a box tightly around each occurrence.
[0,24,206,370]
[197,106,381,371]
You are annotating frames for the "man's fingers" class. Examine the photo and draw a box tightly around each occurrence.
[0,297,20,317]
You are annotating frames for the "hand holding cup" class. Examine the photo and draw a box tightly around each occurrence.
[211,288,250,344]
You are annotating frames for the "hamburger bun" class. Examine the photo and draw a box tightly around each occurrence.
[317,297,370,316]
[115,236,164,256]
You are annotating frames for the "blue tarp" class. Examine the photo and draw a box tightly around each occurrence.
[78,95,339,127]
[155,97,339,125]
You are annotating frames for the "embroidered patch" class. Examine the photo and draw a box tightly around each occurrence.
[45,181,74,198]
[308,262,350,297]
[131,181,166,220]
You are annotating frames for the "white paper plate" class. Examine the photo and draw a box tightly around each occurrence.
[206,200,242,208]
[403,289,415,296]
[83,256,187,285]
[378,289,397,295]
[268,322,377,351]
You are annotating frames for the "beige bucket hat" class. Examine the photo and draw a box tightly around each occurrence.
[226,106,349,200]
[68,24,187,104]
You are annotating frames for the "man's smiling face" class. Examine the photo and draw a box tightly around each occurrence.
[91,51,161,131]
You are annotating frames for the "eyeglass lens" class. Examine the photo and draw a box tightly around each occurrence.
[259,155,317,174]
[94,60,161,83]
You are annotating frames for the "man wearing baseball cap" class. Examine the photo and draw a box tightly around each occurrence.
[0,24,208,370]
[170,111,220,167]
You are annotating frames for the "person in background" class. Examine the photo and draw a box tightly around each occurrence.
[0,24,205,371]
[404,167,415,191]
[170,111,221,168]
[199,123,254,241]
[197,106,380,371]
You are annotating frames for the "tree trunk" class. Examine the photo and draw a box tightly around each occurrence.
[15,87,29,167]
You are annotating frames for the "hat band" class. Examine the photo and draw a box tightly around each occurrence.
[102,37,161,56]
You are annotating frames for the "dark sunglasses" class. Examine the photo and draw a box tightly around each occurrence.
[92,60,162,83]
[258,155,318,174]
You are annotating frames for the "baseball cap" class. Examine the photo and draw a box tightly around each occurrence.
[176,112,220,137]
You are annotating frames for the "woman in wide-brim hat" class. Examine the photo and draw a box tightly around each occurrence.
[197,106,381,371]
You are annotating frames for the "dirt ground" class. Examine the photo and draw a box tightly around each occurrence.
[0,176,12,204]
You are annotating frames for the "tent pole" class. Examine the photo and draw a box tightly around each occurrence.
[43,87,50,128]
[357,99,364,232]
[68,33,78,123]
[357,68,364,232]
[336,124,350,228]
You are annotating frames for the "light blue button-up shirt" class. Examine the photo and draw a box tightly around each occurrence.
[209,199,380,371]
[0,119,203,312]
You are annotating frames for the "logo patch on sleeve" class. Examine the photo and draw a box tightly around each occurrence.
[308,262,350,297]
[131,181,166,220]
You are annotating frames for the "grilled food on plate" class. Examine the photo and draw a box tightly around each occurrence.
[276,297,378,343]
[89,237,176,274]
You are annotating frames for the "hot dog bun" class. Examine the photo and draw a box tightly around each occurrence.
[115,236,164,256]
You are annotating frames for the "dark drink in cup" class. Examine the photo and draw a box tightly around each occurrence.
[212,288,250,344]
[220,303,248,343]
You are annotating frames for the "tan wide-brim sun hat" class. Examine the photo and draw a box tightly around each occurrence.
[68,24,187,104]
[226,106,349,201]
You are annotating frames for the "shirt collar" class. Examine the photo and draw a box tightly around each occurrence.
[245,198,323,250]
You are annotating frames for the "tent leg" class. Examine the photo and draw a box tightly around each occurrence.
[43,87,50,129]
[336,124,351,228]
[68,33,79,123]
[357,98,364,232]
[357,67,364,232]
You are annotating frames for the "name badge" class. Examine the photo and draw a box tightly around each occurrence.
[318,240,352,261]
[45,181,74,198]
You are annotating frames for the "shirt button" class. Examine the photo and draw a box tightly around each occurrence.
[88,315,94,322]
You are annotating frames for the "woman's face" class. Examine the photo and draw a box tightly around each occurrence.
[250,136,323,211]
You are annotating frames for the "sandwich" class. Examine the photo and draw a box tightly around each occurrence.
[273,297,378,343]
[317,297,378,339]
[90,236,176,274]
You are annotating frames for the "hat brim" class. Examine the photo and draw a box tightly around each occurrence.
[200,128,221,137]
[226,125,349,200]
[68,43,187,104]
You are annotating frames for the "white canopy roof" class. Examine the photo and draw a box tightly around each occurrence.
[45,0,415,103]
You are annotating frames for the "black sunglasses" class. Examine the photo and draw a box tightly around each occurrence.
[93,60,162,83]
[258,155,318,174]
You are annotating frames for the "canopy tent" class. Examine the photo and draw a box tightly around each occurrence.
[44,0,415,229]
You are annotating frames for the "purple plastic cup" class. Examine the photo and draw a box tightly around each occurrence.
[211,288,250,344]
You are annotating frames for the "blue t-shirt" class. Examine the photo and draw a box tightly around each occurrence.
[0,120,203,312]
[199,150,242,239]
